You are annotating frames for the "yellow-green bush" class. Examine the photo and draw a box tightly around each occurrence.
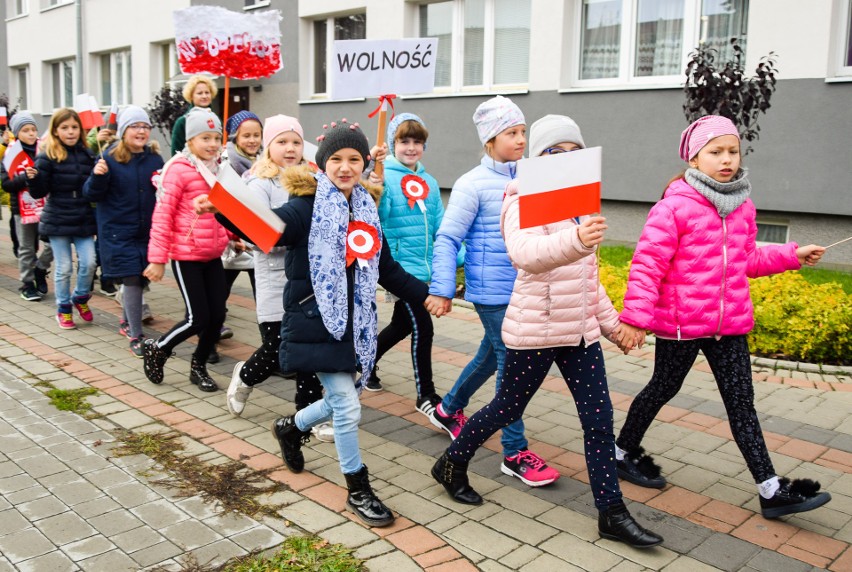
[598,262,851,365]
[748,272,851,365]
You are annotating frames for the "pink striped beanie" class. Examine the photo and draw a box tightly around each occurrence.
[679,115,740,161]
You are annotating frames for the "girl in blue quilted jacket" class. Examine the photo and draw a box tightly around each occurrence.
[367,113,446,416]
[427,96,559,487]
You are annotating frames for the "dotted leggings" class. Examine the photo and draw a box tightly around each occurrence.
[448,342,622,509]
[616,335,775,483]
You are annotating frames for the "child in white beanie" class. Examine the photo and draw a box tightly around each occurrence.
[427,96,560,488]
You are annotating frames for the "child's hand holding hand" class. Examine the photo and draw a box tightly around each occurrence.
[796,244,825,267]
[615,323,645,353]
[144,263,165,282]
[93,159,108,176]
[425,295,452,318]
[578,216,607,248]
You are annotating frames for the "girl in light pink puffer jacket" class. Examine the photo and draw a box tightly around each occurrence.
[142,108,231,393]
[432,115,664,549]
[614,115,830,520]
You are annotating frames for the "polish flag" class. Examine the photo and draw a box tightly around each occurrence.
[105,102,119,131]
[89,96,105,128]
[516,147,602,229]
[0,107,7,127]
[197,161,285,253]
[2,140,33,175]
[74,94,94,130]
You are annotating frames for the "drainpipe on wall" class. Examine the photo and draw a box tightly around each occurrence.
[76,0,83,89]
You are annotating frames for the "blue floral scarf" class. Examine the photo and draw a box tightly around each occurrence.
[308,173,382,387]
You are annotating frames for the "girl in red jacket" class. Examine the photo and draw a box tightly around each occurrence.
[142,108,230,392]
[614,115,829,519]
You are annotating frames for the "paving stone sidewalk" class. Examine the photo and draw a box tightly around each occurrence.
[0,218,850,571]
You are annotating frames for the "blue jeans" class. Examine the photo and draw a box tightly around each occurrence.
[441,303,527,457]
[294,371,362,475]
[49,236,95,309]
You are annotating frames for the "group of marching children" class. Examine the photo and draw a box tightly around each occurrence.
[4,80,832,543]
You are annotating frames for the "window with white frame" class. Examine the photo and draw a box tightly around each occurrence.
[41,0,71,8]
[50,59,75,109]
[836,0,852,75]
[14,67,29,109]
[244,0,270,9]
[100,50,132,106]
[9,0,29,17]
[577,0,748,85]
[161,43,180,86]
[418,0,530,91]
[756,221,788,244]
[313,13,367,96]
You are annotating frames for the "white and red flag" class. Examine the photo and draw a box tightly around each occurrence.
[105,103,119,131]
[0,107,7,127]
[74,94,94,130]
[89,96,105,128]
[197,161,285,253]
[516,147,602,229]
[2,139,33,175]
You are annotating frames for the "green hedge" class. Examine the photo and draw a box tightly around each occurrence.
[600,258,851,366]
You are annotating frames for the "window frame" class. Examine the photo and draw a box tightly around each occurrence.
[9,0,29,17]
[99,49,132,107]
[40,0,71,10]
[416,0,531,94]
[310,12,367,98]
[755,220,790,246]
[571,0,749,89]
[243,0,270,10]
[14,66,29,110]
[833,0,852,77]
[50,59,76,110]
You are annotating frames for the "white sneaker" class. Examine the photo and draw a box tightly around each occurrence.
[226,361,252,416]
[311,422,335,443]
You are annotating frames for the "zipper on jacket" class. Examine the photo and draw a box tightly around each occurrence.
[716,218,728,336]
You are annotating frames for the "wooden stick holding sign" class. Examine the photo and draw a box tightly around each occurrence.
[368,94,396,178]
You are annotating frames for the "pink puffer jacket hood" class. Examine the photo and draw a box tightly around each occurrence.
[147,157,230,264]
[500,180,620,350]
[620,177,800,339]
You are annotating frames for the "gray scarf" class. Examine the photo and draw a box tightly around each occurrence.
[685,168,751,218]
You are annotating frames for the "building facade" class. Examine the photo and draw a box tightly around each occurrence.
[4,0,851,265]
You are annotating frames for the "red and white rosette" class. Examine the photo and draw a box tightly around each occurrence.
[401,174,429,213]
[346,221,380,269]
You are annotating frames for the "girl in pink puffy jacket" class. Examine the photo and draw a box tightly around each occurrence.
[431,115,663,549]
[141,108,231,393]
[614,115,829,520]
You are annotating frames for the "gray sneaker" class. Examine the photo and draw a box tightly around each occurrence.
[226,361,252,416]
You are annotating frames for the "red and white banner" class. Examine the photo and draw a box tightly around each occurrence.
[516,147,602,229]
[74,94,95,130]
[198,161,285,253]
[0,107,7,127]
[3,140,44,224]
[105,103,119,131]
[173,6,283,80]
[89,96,105,128]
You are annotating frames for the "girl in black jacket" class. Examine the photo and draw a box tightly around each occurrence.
[29,108,96,329]
[210,120,442,528]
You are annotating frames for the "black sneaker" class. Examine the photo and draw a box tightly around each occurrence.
[20,283,42,302]
[415,394,442,418]
[100,280,117,297]
[272,416,311,473]
[760,478,832,519]
[33,267,49,295]
[617,447,667,489]
[142,339,170,384]
[207,350,220,364]
[364,368,382,392]
[429,405,467,439]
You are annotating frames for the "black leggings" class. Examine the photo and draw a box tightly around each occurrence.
[616,335,774,483]
[375,299,435,398]
[240,321,323,411]
[156,259,227,361]
[448,342,622,509]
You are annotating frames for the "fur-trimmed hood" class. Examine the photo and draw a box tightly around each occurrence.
[281,164,383,204]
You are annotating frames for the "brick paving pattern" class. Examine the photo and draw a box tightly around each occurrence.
[0,220,850,571]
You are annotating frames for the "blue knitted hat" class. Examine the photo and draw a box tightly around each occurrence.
[226,111,261,140]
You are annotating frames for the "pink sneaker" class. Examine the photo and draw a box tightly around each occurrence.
[429,403,468,439]
[73,297,93,322]
[501,450,560,487]
[56,311,76,330]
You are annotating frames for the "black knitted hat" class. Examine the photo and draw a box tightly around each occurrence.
[315,118,371,172]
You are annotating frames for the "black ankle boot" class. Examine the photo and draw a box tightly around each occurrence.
[344,465,394,527]
[431,452,483,505]
[34,267,49,295]
[617,447,666,489]
[272,416,311,473]
[599,502,663,548]
[143,339,170,384]
[190,356,219,392]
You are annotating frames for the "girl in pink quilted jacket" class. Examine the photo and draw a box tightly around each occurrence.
[614,115,830,519]
[431,115,663,548]
[141,108,231,393]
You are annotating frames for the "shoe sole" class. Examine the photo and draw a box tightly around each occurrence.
[226,362,247,417]
[21,294,42,301]
[599,530,663,548]
[363,385,383,392]
[617,467,667,489]
[219,330,234,340]
[56,317,76,330]
[761,492,832,519]
[500,463,559,487]
[345,500,395,527]
[312,432,335,443]
[428,413,458,439]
